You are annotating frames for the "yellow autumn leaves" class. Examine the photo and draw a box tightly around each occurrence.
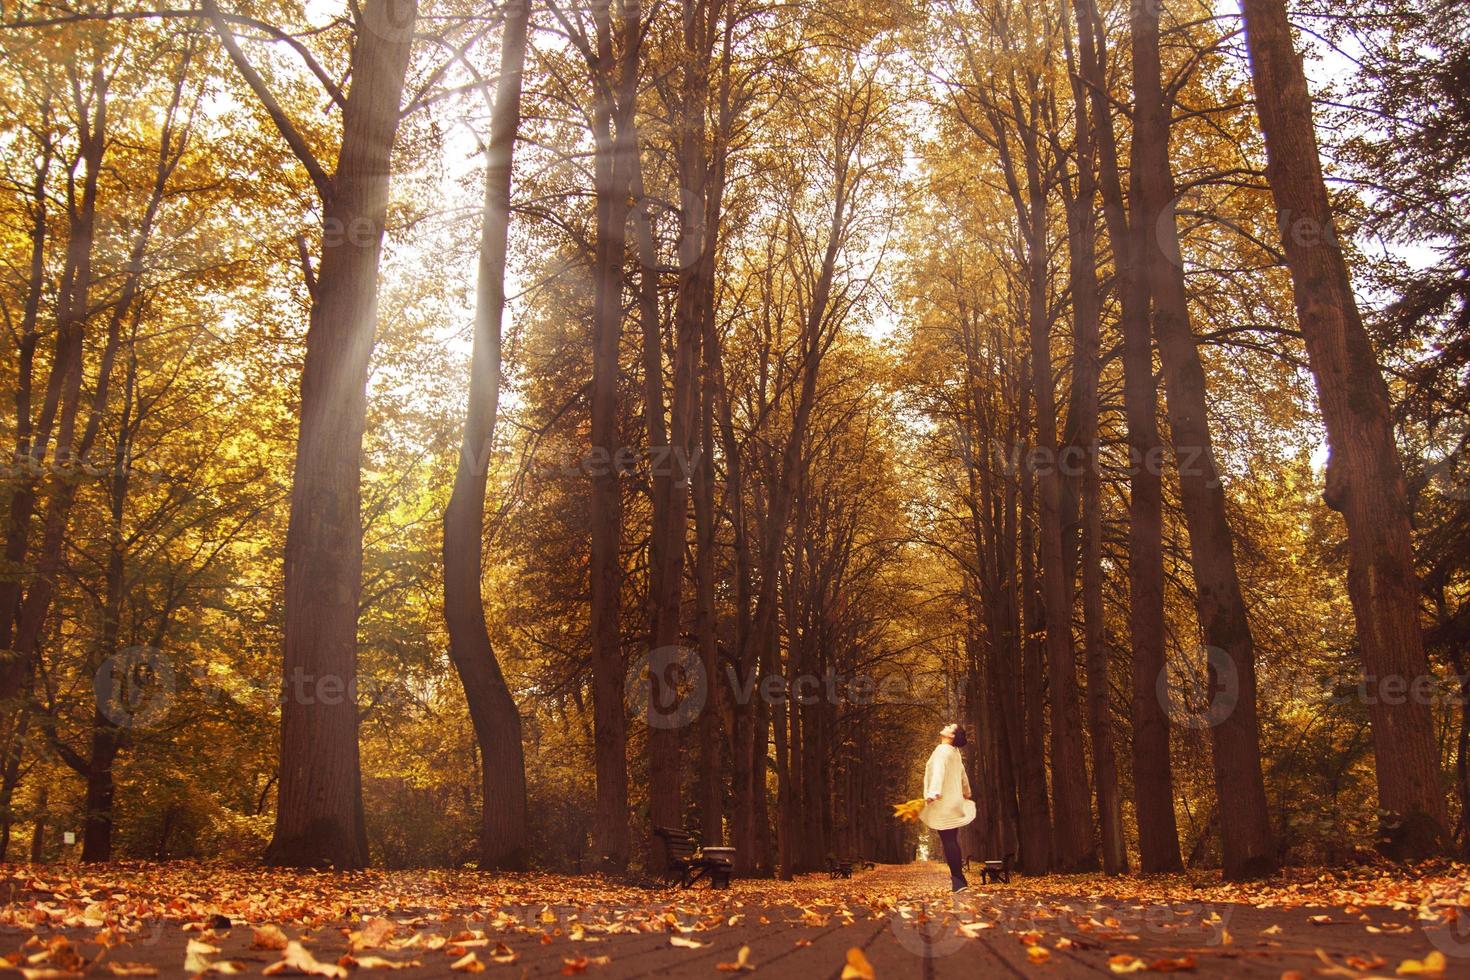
[840,947,875,979]
[891,799,926,824]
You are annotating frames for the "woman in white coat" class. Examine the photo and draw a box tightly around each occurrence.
[922,723,975,892]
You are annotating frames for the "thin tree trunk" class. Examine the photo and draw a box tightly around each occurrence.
[1072,0,1183,872]
[584,0,642,871]
[1022,149,1097,874]
[1238,0,1450,856]
[0,68,107,706]
[29,785,46,862]
[1059,6,1126,874]
[0,130,51,659]
[0,137,52,860]
[775,477,807,880]
[693,351,724,844]
[1017,385,1054,874]
[442,0,531,872]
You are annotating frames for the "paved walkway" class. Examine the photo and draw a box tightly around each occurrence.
[2,863,1461,977]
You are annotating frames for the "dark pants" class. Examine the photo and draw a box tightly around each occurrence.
[937,828,967,890]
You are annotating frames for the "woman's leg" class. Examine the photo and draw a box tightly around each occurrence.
[937,828,968,890]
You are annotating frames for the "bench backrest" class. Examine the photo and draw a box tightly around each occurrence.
[653,826,697,861]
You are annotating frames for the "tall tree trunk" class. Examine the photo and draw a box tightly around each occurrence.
[442,0,531,872]
[80,348,136,865]
[0,137,52,860]
[1072,0,1184,872]
[584,0,641,871]
[258,0,417,869]
[1021,143,1097,874]
[80,717,119,863]
[1017,389,1055,874]
[738,170,848,877]
[0,68,107,706]
[1060,7,1126,874]
[692,6,735,853]
[641,0,718,862]
[1238,0,1451,856]
[693,351,724,844]
[1132,0,1276,880]
[0,133,51,661]
[775,477,807,880]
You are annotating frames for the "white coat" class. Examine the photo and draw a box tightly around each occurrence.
[920,742,976,831]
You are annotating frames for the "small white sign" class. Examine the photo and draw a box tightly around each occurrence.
[63,832,75,845]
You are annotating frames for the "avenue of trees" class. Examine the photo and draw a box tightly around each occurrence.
[0,0,1465,879]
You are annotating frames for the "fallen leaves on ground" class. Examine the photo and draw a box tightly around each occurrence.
[716,944,756,971]
[261,941,345,978]
[1396,950,1447,976]
[0,861,1457,977]
[840,946,875,979]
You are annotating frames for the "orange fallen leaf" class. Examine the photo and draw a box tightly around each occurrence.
[338,955,420,971]
[348,918,398,951]
[560,955,610,975]
[451,952,485,974]
[716,946,756,972]
[1109,955,1146,974]
[1026,946,1051,965]
[263,941,348,978]
[253,925,290,951]
[1147,956,1196,972]
[1396,951,1446,976]
[184,939,221,974]
[841,947,875,980]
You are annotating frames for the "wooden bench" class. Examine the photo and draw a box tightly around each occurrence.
[653,826,734,888]
[827,855,874,879]
[978,855,1010,884]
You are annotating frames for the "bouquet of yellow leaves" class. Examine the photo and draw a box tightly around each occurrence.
[891,798,926,823]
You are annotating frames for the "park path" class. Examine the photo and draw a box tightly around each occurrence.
[2,862,1462,978]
